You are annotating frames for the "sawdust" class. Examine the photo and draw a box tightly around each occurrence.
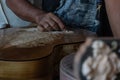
[0,28,64,48]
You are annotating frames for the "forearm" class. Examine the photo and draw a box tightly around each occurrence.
[6,0,65,31]
[105,0,120,38]
[6,0,44,23]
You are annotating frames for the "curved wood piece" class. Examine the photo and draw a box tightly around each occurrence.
[0,28,96,79]
[0,28,96,60]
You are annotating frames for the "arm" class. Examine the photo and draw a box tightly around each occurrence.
[105,0,120,38]
[6,0,65,31]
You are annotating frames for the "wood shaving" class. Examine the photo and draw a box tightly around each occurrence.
[82,40,120,80]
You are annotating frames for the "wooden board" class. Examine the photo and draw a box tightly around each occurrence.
[0,28,96,79]
[0,28,96,60]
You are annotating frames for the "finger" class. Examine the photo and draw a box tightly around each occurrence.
[45,18,60,30]
[40,21,52,31]
[37,25,46,32]
[49,13,66,30]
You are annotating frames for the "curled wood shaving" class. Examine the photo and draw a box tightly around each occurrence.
[82,40,120,80]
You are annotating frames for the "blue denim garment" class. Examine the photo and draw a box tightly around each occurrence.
[54,0,99,32]
[97,0,102,3]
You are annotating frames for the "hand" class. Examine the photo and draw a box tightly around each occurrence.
[35,12,65,32]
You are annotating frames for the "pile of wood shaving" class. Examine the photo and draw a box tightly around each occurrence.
[82,40,120,80]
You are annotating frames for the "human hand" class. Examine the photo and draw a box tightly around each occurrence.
[35,12,65,32]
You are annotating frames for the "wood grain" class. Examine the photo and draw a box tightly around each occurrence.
[0,28,96,79]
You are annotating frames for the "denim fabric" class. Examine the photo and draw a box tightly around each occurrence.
[97,0,102,3]
[54,0,99,32]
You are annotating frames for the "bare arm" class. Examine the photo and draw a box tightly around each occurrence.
[105,0,120,38]
[6,0,65,31]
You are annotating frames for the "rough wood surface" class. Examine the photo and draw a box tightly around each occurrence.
[0,28,96,60]
[0,28,95,48]
[0,28,96,79]
[0,28,63,48]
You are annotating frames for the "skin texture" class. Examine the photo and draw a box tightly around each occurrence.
[6,0,120,37]
[105,0,120,38]
[6,0,65,31]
